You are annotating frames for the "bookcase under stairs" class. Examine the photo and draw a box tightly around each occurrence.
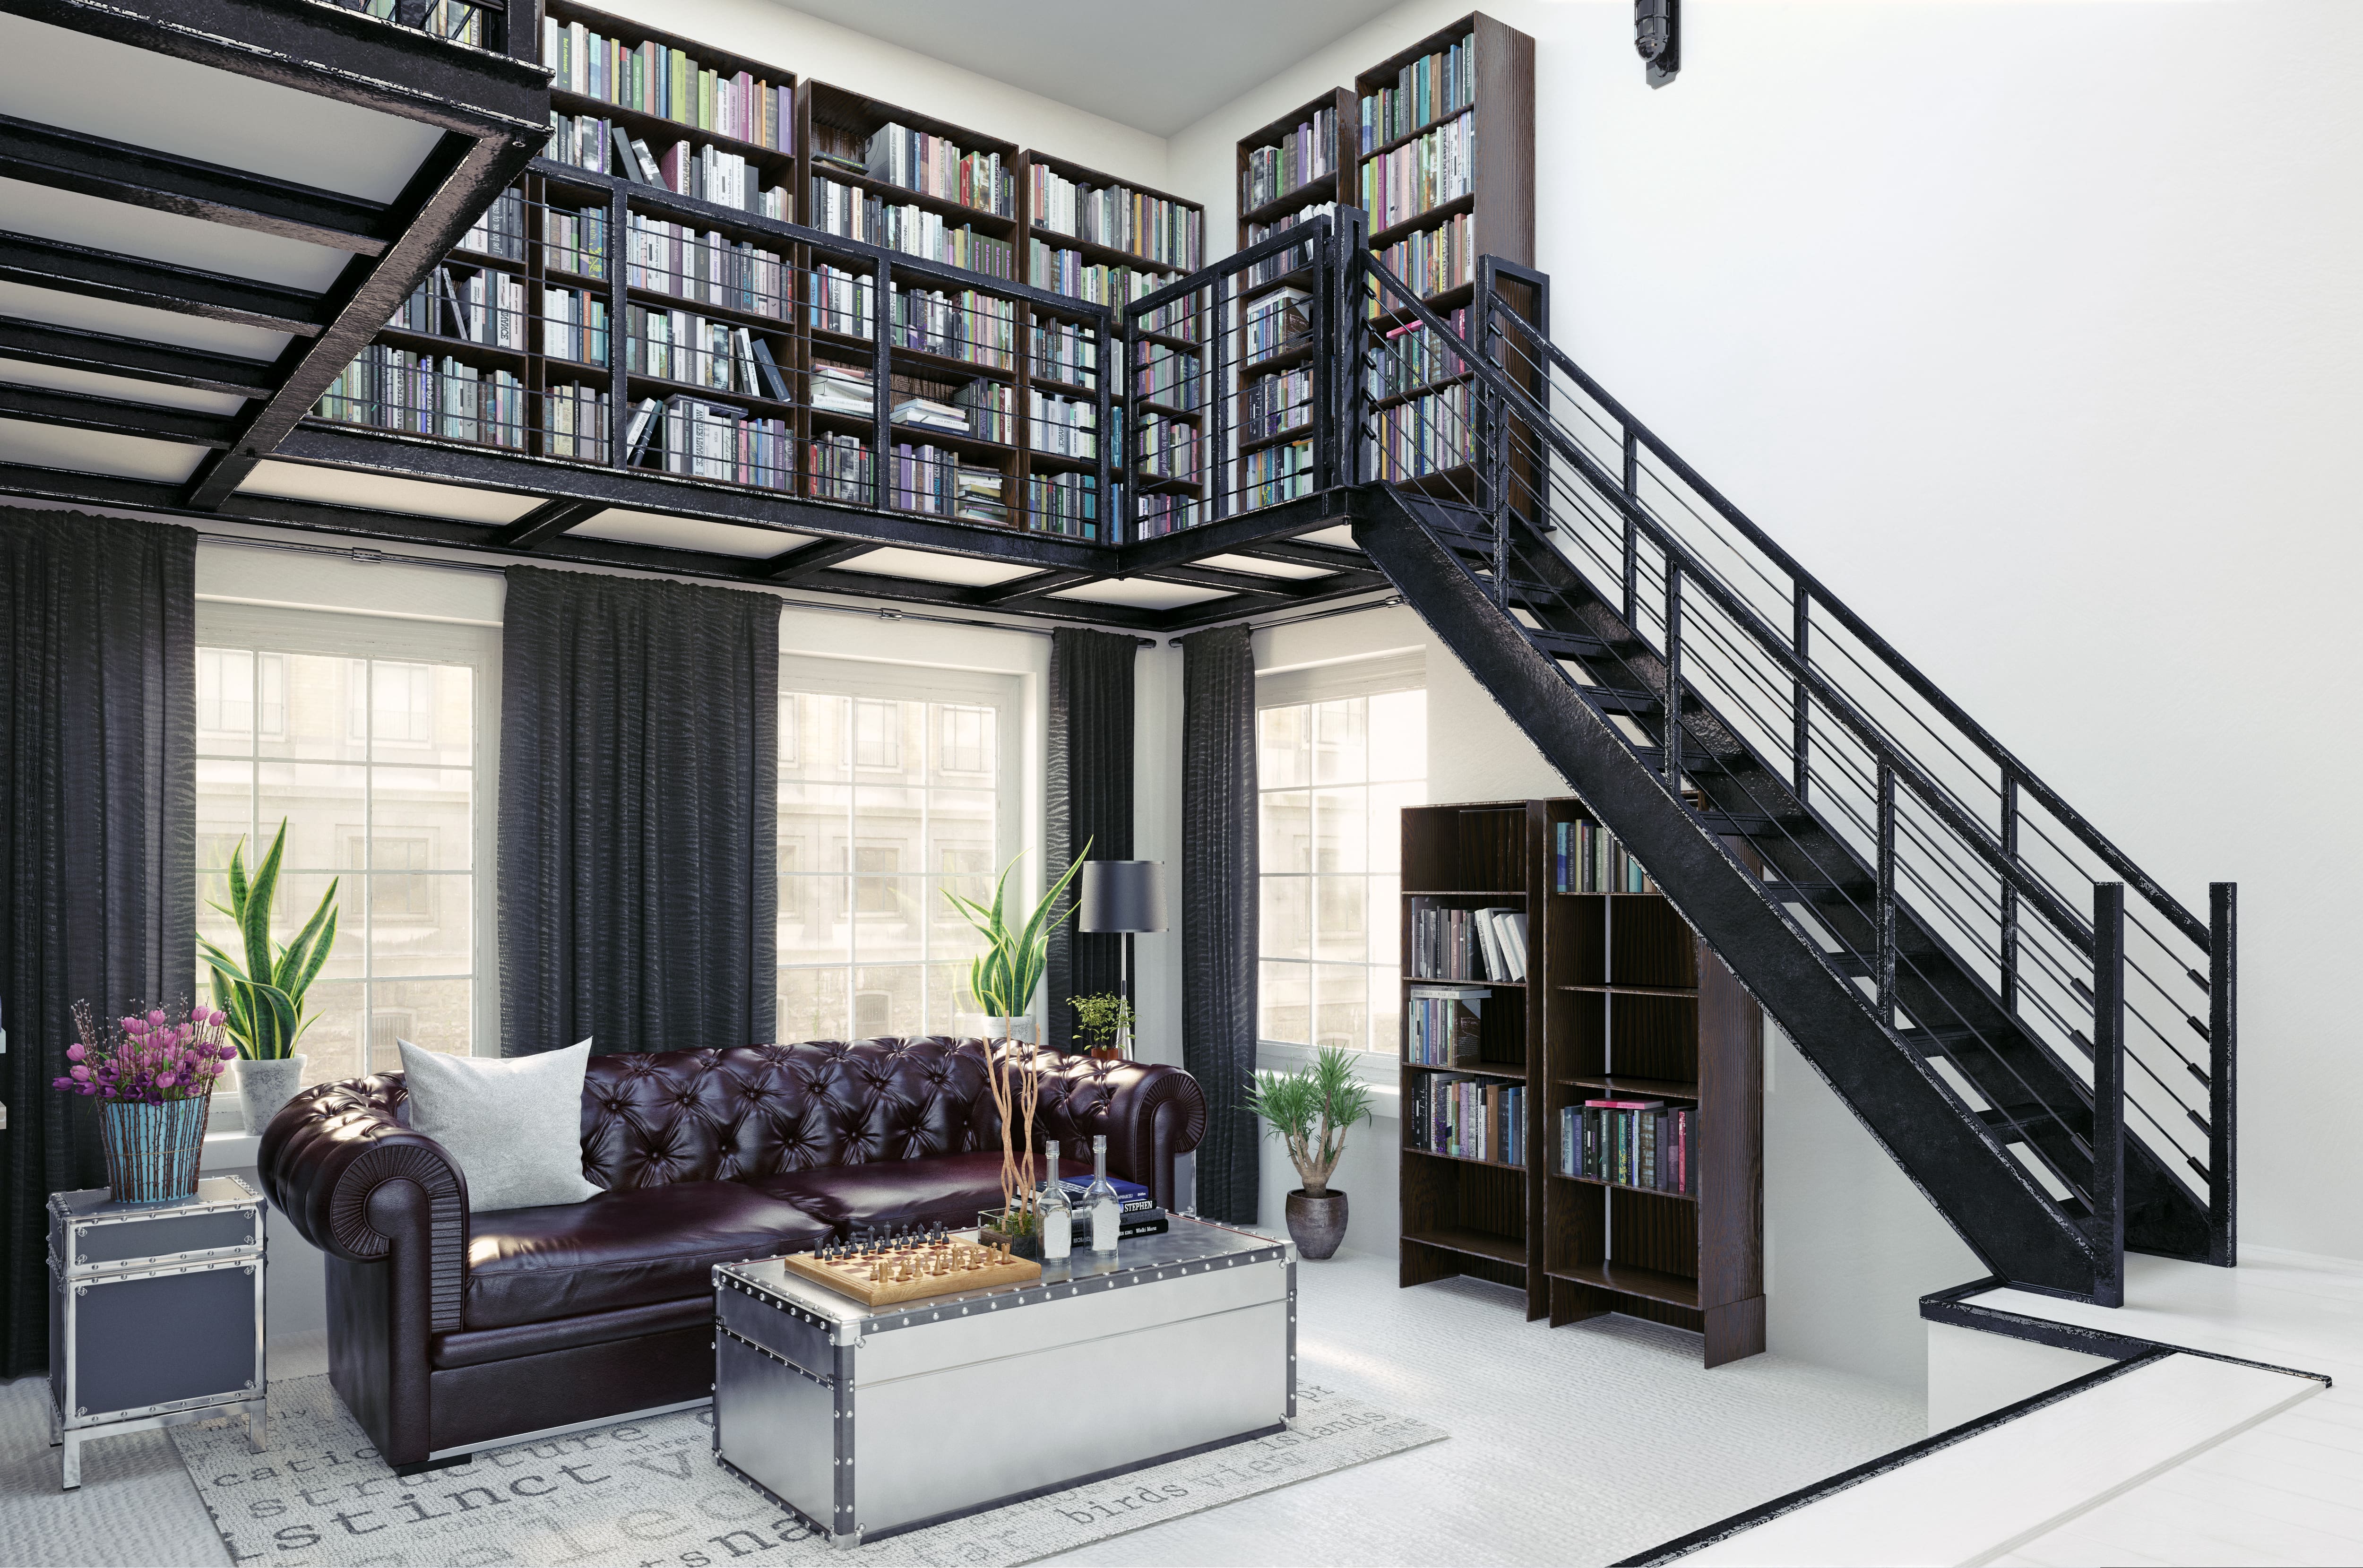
[1399,798,1766,1367]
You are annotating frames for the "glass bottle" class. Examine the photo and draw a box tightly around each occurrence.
[1039,1139,1072,1260]
[1084,1133,1121,1253]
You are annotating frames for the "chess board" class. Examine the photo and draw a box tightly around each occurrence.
[779,1231,1044,1307]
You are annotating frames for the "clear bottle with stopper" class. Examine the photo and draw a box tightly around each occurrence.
[1083,1134,1121,1253]
[1039,1138,1073,1260]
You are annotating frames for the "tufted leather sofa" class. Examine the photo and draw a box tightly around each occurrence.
[258,1037,1206,1468]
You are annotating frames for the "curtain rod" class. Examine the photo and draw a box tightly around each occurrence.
[1167,593,1405,646]
[193,531,1157,646]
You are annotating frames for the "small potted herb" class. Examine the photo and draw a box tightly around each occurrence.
[1247,1046,1375,1260]
[1067,992,1135,1062]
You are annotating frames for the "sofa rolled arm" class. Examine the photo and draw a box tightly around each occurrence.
[1033,1052,1207,1213]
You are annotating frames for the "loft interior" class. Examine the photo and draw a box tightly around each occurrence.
[2,2,2358,1565]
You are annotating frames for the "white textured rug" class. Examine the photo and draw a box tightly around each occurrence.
[170,1374,1443,1567]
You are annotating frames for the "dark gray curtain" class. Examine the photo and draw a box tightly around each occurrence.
[1,509,194,1376]
[499,566,777,1057]
[1180,624,1257,1223]
[1045,627,1136,1057]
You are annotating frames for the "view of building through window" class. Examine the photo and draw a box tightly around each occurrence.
[195,639,477,1087]
[776,677,1011,1042]
[1257,686,1426,1051]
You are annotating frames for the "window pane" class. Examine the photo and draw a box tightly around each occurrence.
[784,693,850,782]
[257,762,366,868]
[285,979,364,1089]
[1259,960,1309,1045]
[925,961,977,1036]
[275,872,363,982]
[1312,788,1367,873]
[197,648,255,748]
[1259,789,1310,873]
[1313,964,1369,1052]
[853,965,923,1039]
[368,874,469,976]
[932,702,996,781]
[1257,704,1309,789]
[197,760,253,870]
[259,654,368,762]
[372,978,471,1069]
[780,966,850,1042]
[371,661,471,764]
[1313,875,1368,963]
[780,781,851,874]
[1259,877,1309,961]
[925,789,996,877]
[851,876,925,963]
[854,785,924,876]
[779,877,851,964]
[1370,876,1400,968]
[1368,689,1425,781]
[1369,967,1401,1060]
[369,767,472,870]
[929,877,992,966]
[853,698,919,780]
[1312,698,1366,785]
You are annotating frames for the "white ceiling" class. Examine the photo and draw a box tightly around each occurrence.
[772,0,1400,136]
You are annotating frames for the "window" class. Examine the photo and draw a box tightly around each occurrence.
[1257,655,1425,1053]
[197,603,494,1094]
[777,657,1020,1042]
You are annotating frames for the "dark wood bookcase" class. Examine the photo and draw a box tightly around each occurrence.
[1401,798,1766,1367]
[1236,87,1359,253]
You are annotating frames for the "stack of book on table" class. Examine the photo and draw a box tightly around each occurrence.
[1049,1173,1167,1238]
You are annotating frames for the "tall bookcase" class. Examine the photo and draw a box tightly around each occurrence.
[1400,798,1766,1368]
[1236,88,1359,254]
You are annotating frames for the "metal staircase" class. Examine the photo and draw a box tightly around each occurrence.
[1324,231,2233,1303]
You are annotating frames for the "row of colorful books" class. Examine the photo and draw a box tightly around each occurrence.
[540,203,606,281]
[1032,318,1099,388]
[314,350,526,450]
[1406,986,1490,1066]
[545,114,787,220]
[624,217,788,318]
[1360,32,1478,153]
[1372,210,1473,309]
[1365,381,1473,483]
[867,123,1015,218]
[1133,342,1200,410]
[1245,287,1313,368]
[1247,202,1336,289]
[1236,439,1315,513]
[1361,110,1475,234]
[1137,493,1200,539]
[1556,820,1658,895]
[388,266,527,351]
[1029,169,1202,271]
[1411,901,1527,982]
[813,179,1015,279]
[1029,392,1098,459]
[617,396,793,490]
[1411,1075,1524,1166]
[1135,412,1199,482]
[1241,366,1313,443]
[454,187,526,262]
[890,443,1005,523]
[543,19,793,148]
[623,308,790,400]
[1026,242,1183,318]
[889,286,1016,369]
[1026,472,1105,539]
[1561,1101,1693,1195]
[1370,309,1472,403]
[1243,105,1339,212]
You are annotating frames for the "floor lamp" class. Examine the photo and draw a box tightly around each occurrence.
[1077,860,1165,1058]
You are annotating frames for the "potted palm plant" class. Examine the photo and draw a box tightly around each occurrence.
[1247,1045,1375,1260]
[198,820,341,1133]
[945,843,1089,1256]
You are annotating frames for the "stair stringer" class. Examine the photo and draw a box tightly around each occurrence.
[1353,484,2103,1298]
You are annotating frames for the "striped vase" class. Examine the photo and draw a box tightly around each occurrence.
[100,1096,212,1204]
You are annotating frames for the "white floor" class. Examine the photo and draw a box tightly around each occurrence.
[0,1244,1925,1568]
[1978,1246,2363,1568]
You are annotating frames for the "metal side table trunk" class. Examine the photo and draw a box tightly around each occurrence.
[47,1176,268,1489]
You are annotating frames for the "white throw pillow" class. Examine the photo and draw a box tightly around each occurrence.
[397,1038,602,1213]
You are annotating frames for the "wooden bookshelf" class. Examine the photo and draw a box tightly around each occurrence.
[1400,798,1765,1368]
[1236,87,1358,263]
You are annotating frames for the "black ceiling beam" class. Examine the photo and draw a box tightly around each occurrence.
[0,458,182,509]
[0,230,331,336]
[1114,493,1350,576]
[0,113,393,255]
[3,0,553,138]
[263,427,1109,570]
[492,498,604,548]
[0,315,274,397]
[1134,562,1305,598]
[0,382,237,448]
[1154,577,1400,634]
[976,568,1103,606]
[1229,538,1373,575]
[754,537,871,582]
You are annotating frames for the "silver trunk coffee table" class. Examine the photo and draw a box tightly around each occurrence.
[712,1216,1295,1547]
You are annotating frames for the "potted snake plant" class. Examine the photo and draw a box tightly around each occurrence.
[198,820,341,1133]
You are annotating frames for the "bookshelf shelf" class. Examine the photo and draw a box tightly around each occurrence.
[1401,796,1764,1367]
[1366,191,1478,253]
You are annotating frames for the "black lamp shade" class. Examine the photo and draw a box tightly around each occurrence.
[1077,860,1165,933]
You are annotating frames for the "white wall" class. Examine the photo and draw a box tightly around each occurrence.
[1158,0,2363,1379]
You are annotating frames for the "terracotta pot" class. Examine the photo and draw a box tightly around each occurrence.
[1285,1189,1349,1260]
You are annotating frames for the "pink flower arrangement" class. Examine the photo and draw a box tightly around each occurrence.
[53,998,238,1103]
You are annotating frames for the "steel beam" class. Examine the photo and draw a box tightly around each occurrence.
[1226,538,1372,575]
[754,538,871,582]
[492,498,603,549]
[1115,493,1348,576]
[0,458,181,508]
[976,568,1101,606]
[1154,573,1394,632]
[0,315,274,397]
[0,113,392,255]
[0,382,236,448]
[0,231,331,335]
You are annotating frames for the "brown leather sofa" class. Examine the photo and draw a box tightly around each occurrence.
[258,1037,1206,1469]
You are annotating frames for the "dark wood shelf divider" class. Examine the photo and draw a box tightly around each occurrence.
[1401,797,1765,1368]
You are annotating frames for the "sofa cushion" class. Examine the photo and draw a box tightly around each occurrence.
[753,1149,1010,1238]
[465,1179,831,1329]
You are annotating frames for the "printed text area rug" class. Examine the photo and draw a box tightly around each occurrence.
[172,1374,1444,1567]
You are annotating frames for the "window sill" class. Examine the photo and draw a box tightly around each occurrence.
[1254,1040,1402,1120]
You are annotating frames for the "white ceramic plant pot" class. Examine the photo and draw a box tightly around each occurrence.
[237,1055,307,1135]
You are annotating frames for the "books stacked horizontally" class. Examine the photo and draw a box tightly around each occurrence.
[890,443,1005,524]
[1242,105,1337,211]
[1029,167,1201,271]
[869,121,1014,217]
[1360,30,1477,152]
[315,349,524,449]
[539,202,606,280]
[1410,1075,1523,1166]
[1374,209,1471,305]
[810,266,874,339]
[540,284,608,365]
[1247,202,1335,288]
[1406,986,1490,1066]
[626,216,787,317]
[543,19,793,147]
[455,187,525,261]
[1239,439,1313,512]
[1244,287,1312,367]
[1371,310,1470,402]
[1049,1173,1167,1238]
[888,373,1010,444]
[1410,902,1527,981]
[1562,1100,1693,1196]
[811,178,1015,279]
[889,285,1015,369]
[1365,380,1473,482]
[1555,820,1658,895]
[1026,472,1104,539]
[388,267,527,351]
[1028,392,1096,458]
[1030,317,1097,387]
[810,359,875,418]
[1242,366,1312,442]
[624,308,790,401]
[1362,110,1475,233]
[542,382,609,462]
[807,431,870,503]
[1138,493,1199,540]
[619,396,791,489]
